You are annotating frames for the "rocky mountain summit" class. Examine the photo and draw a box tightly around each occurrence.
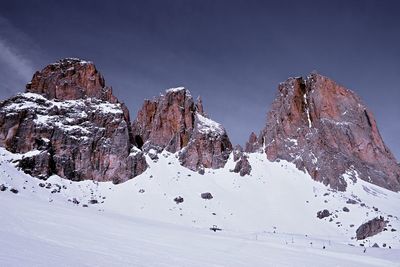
[247,73,400,192]
[132,87,232,172]
[0,58,147,183]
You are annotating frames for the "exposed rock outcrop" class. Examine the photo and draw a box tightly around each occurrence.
[0,59,147,183]
[255,73,400,191]
[245,132,261,153]
[132,87,232,171]
[231,145,251,176]
[356,217,387,240]
[317,209,331,219]
[26,58,116,102]
[179,113,232,171]
[233,155,252,176]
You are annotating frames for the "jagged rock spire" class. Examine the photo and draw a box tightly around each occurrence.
[132,87,232,171]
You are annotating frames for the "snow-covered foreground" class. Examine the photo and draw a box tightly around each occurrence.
[1,147,400,266]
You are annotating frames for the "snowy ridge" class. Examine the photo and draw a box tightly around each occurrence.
[2,93,124,141]
[51,57,92,66]
[166,86,189,94]
[196,113,225,135]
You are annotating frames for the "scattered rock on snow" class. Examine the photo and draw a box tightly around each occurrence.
[346,199,358,204]
[317,209,331,219]
[0,184,7,191]
[201,192,213,200]
[356,216,387,240]
[10,188,19,194]
[174,196,184,204]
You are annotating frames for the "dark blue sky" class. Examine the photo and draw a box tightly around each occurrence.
[0,0,399,158]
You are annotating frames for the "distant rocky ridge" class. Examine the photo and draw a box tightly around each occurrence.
[246,73,400,192]
[0,58,232,182]
[0,58,399,192]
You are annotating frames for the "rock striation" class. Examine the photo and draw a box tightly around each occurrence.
[132,87,232,171]
[0,58,147,183]
[253,73,400,191]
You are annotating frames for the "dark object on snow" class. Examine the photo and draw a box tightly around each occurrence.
[343,207,350,212]
[210,225,222,232]
[346,199,358,204]
[10,188,19,194]
[89,199,98,204]
[174,196,184,204]
[198,167,205,175]
[372,243,379,248]
[201,192,213,200]
[138,189,145,193]
[356,216,387,240]
[317,209,331,219]
[72,198,80,205]
[82,204,88,208]
[0,184,7,191]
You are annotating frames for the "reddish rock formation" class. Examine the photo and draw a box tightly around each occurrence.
[245,132,261,153]
[132,88,199,152]
[0,59,147,183]
[26,58,116,102]
[132,87,232,171]
[256,73,400,191]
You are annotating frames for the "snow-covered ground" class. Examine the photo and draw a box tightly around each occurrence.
[0,147,399,266]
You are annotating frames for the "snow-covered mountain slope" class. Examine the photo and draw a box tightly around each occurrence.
[1,147,400,266]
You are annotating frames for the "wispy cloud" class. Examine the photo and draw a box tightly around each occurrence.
[0,38,34,81]
[0,16,39,98]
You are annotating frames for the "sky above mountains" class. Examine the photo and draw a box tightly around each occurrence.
[0,0,399,158]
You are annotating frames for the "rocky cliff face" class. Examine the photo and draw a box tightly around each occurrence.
[255,73,400,191]
[132,87,232,171]
[26,58,116,102]
[0,58,147,183]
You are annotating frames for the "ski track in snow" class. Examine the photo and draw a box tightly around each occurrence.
[0,147,399,266]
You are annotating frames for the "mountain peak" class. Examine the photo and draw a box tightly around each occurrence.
[257,73,400,191]
[26,57,116,102]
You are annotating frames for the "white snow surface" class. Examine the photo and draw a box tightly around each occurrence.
[196,113,225,135]
[166,86,188,94]
[0,147,399,266]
